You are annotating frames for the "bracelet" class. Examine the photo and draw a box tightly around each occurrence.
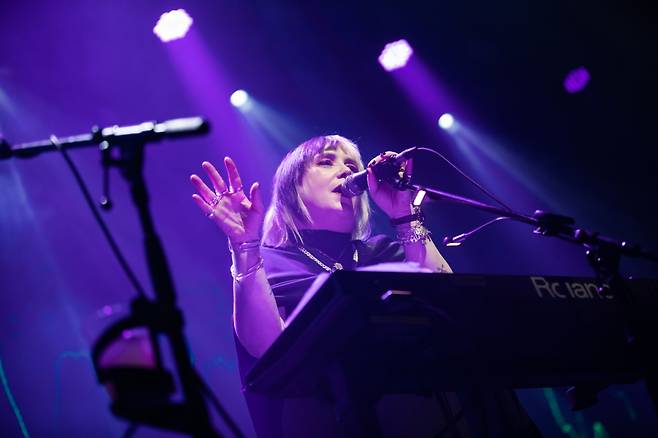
[228,239,261,253]
[396,222,432,245]
[390,205,424,226]
[230,257,264,282]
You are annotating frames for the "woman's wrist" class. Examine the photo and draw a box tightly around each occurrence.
[228,237,260,249]
[229,238,262,275]
[230,257,264,283]
[396,221,432,245]
[391,205,432,245]
[390,205,423,226]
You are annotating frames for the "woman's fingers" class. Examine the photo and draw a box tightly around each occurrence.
[398,157,413,180]
[191,193,213,216]
[368,151,397,168]
[224,157,245,194]
[190,173,217,204]
[367,151,412,179]
[191,159,254,209]
[405,157,413,175]
[191,158,264,239]
[249,182,264,213]
[202,161,228,195]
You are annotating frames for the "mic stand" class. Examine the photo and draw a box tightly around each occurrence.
[404,182,658,262]
[2,120,244,436]
[397,180,658,414]
[95,140,240,437]
[112,140,222,436]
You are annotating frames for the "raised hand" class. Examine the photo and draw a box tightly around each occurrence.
[190,157,265,244]
[366,151,413,219]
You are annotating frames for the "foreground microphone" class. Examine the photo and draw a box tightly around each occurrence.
[100,117,209,140]
[340,147,417,197]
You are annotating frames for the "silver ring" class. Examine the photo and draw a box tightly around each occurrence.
[210,189,230,206]
[206,212,215,219]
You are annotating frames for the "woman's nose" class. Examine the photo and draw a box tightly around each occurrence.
[337,165,353,179]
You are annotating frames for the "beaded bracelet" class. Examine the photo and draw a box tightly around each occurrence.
[396,222,432,245]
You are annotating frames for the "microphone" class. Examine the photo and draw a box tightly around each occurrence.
[340,147,417,197]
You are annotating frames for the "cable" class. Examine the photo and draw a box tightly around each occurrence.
[443,216,512,246]
[50,135,147,298]
[413,147,513,212]
[0,357,31,438]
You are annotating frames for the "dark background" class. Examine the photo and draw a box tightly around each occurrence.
[1,1,656,436]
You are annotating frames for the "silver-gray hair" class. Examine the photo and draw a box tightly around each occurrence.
[262,135,371,247]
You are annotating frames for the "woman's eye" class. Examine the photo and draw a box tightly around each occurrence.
[317,159,357,172]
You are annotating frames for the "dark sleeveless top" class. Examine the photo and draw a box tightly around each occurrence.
[235,230,542,438]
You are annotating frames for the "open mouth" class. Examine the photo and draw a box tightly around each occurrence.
[331,185,343,194]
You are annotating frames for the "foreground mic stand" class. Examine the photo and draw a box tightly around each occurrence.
[391,176,658,414]
[2,119,243,436]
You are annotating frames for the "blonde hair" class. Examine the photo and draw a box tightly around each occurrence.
[262,135,371,247]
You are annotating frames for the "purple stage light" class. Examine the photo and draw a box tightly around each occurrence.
[378,39,413,71]
[153,9,193,42]
[563,66,590,93]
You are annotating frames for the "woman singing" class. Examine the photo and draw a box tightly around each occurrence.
[190,135,540,437]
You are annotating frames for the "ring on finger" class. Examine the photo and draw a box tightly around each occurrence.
[210,189,230,206]
[225,186,243,196]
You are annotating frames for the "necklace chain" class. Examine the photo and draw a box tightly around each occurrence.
[297,245,358,272]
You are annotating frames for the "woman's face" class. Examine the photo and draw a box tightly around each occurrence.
[297,143,361,232]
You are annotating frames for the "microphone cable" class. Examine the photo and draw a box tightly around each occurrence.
[410,146,513,212]
[50,135,148,298]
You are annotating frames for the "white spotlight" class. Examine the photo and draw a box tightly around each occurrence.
[438,113,455,131]
[153,9,193,42]
[378,39,413,71]
[230,90,249,108]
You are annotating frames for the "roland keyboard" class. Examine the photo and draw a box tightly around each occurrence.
[245,271,657,397]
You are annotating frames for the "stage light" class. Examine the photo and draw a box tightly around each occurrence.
[563,66,590,93]
[438,113,455,131]
[153,9,193,42]
[378,39,413,71]
[230,89,249,108]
